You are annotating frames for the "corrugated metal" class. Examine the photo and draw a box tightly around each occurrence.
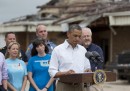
[0,25,26,33]
[0,20,62,33]
[109,15,130,26]
[0,24,62,33]
[104,11,130,26]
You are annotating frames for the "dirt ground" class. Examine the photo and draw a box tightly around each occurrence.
[25,80,130,91]
[103,80,130,91]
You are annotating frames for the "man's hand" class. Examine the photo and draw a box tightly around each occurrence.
[55,70,75,77]
[41,88,47,91]
[66,70,75,75]
[85,69,92,72]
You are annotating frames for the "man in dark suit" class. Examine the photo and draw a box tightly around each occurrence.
[0,32,27,62]
[81,27,104,71]
[81,27,104,91]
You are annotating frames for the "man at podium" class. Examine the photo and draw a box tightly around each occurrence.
[49,24,91,91]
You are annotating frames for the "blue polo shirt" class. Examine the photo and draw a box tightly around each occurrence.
[27,54,53,91]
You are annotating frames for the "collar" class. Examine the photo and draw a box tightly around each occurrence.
[64,39,79,49]
[45,40,51,45]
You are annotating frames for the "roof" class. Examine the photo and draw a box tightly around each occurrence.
[52,1,130,24]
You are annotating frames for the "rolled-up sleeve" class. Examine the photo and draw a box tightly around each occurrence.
[84,57,91,70]
[2,61,8,79]
[1,53,8,80]
[49,50,59,77]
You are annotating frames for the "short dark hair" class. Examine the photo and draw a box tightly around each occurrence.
[68,24,82,32]
[5,32,16,38]
[31,38,49,56]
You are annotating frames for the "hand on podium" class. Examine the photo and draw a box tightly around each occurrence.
[84,69,92,72]
[65,70,75,75]
[55,70,75,77]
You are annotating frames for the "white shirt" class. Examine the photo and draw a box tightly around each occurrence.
[49,40,91,77]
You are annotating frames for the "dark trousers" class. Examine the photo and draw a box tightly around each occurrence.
[53,80,56,91]
[0,85,6,91]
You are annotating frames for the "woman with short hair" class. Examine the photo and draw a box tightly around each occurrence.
[5,42,27,91]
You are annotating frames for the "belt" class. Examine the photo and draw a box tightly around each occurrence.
[66,83,80,86]
[84,83,93,87]
[58,81,80,86]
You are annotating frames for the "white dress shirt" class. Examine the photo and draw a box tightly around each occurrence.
[49,40,91,77]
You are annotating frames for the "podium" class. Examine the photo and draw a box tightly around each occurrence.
[57,71,116,84]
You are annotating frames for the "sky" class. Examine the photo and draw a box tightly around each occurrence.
[0,0,50,23]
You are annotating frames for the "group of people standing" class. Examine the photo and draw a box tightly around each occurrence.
[0,24,104,91]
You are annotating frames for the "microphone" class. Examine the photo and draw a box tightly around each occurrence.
[92,51,103,63]
[85,51,97,63]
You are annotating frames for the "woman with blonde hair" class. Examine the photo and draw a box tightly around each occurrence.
[5,42,27,91]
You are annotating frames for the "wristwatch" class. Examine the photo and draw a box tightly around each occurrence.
[45,86,48,90]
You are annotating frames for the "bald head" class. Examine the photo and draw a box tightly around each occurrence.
[81,27,92,48]
[36,24,46,32]
[36,24,48,40]
[82,27,92,36]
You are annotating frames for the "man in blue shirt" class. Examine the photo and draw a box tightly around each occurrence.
[26,24,56,61]
[81,27,104,71]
